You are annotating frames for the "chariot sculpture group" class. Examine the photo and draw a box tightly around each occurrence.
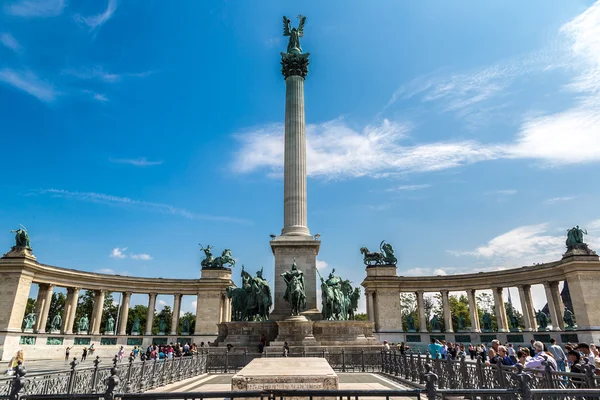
[360,240,397,266]
[199,244,236,269]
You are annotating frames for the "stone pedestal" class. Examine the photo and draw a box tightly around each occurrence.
[215,321,278,348]
[78,331,88,335]
[104,331,114,335]
[232,357,338,399]
[157,332,165,336]
[272,315,318,346]
[196,267,233,335]
[312,320,378,346]
[270,237,320,321]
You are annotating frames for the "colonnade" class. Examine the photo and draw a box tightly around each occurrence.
[365,282,563,333]
[29,287,232,336]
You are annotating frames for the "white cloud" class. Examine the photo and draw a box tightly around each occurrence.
[4,0,65,17]
[387,184,432,192]
[157,299,167,306]
[316,259,328,270]
[93,93,108,103]
[233,119,500,179]
[38,188,250,224]
[63,67,153,83]
[452,224,565,266]
[74,0,117,32]
[0,69,58,103]
[546,196,575,203]
[130,253,153,261]
[434,268,448,276]
[109,157,163,167]
[0,33,21,52]
[110,247,127,259]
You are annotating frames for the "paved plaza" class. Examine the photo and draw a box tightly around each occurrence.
[150,373,414,397]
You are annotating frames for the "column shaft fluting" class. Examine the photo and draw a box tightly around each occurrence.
[493,287,509,332]
[441,290,453,332]
[416,291,428,332]
[366,291,375,323]
[467,289,480,332]
[90,290,105,335]
[118,292,131,335]
[145,293,157,336]
[281,75,310,236]
[518,285,534,331]
[34,284,49,333]
[550,282,565,330]
[170,294,182,335]
[544,282,561,331]
[63,287,79,334]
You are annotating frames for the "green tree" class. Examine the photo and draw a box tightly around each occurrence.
[354,313,368,321]
[72,290,118,333]
[179,311,196,334]
[477,292,498,331]
[449,294,471,331]
[126,305,148,334]
[46,292,66,331]
[24,297,35,316]
[101,292,118,332]
[505,301,524,329]
[400,293,416,331]
[153,306,172,335]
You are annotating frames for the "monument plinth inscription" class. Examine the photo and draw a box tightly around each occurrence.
[232,357,338,399]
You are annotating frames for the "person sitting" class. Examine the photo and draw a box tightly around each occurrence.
[525,341,557,370]
[497,345,516,366]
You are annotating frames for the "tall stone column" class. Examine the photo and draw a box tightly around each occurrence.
[219,294,226,323]
[493,287,509,332]
[543,282,561,331]
[0,257,34,332]
[441,290,453,332]
[270,49,321,320]
[36,284,54,333]
[550,282,565,330]
[170,294,182,335]
[118,292,131,336]
[467,289,480,332]
[145,293,157,336]
[366,291,375,323]
[90,290,105,335]
[373,289,402,333]
[416,291,428,332]
[517,285,535,331]
[63,287,79,334]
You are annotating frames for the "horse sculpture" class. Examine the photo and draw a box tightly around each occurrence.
[226,286,247,321]
[360,241,397,265]
[213,249,236,268]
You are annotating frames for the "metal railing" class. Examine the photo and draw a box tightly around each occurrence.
[381,350,599,392]
[0,352,208,398]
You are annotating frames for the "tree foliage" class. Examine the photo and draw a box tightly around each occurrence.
[126,304,148,334]
[179,311,196,334]
[449,294,471,331]
[24,298,35,316]
[72,290,117,332]
[46,292,66,331]
[354,313,368,321]
[153,306,172,335]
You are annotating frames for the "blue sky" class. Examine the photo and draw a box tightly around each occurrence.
[1,0,600,314]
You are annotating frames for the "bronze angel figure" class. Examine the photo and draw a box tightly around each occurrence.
[283,15,306,54]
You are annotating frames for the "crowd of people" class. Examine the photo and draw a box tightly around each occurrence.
[420,338,600,375]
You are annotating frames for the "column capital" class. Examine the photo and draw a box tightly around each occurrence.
[123,291,133,297]
[280,52,310,79]
[415,290,425,295]
[148,292,157,297]
[67,286,81,293]
[440,290,450,295]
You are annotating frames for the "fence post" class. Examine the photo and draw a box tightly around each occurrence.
[150,359,158,389]
[582,359,596,388]
[459,354,468,389]
[476,356,486,388]
[103,367,120,400]
[542,356,555,389]
[302,349,306,357]
[341,349,346,373]
[124,355,134,393]
[112,355,118,368]
[244,349,248,366]
[90,356,101,393]
[225,349,229,373]
[137,358,146,393]
[177,354,183,381]
[322,349,326,359]
[496,358,507,388]
[420,364,438,400]
[361,350,365,373]
[8,361,27,400]
[511,364,533,400]
[67,357,79,394]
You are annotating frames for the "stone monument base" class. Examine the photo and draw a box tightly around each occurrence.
[232,357,338,399]
[104,332,114,335]
[158,332,166,336]
[272,315,318,347]
[78,331,88,335]
[312,320,378,346]
[131,332,140,336]
[215,321,278,348]
[50,329,61,334]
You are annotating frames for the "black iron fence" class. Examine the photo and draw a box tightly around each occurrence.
[1,349,599,400]
[381,349,599,393]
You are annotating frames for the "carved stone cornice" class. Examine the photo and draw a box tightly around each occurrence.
[281,52,310,79]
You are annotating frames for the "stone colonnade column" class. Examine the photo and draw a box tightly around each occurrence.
[220,294,227,323]
[90,290,105,335]
[467,289,480,332]
[118,292,131,335]
[416,290,428,332]
[493,287,509,332]
[170,294,182,335]
[34,283,53,333]
[517,285,536,331]
[366,291,375,323]
[145,293,157,336]
[550,282,565,330]
[62,287,80,334]
[543,282,562,331]
[441,290,453,332]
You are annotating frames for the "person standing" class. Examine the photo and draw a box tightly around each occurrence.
[548,339,567,372]
[82,347,88,362]
[65,346,71,361]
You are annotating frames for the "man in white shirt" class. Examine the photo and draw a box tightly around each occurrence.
[548,338,566,371]
[383,340,390,352]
